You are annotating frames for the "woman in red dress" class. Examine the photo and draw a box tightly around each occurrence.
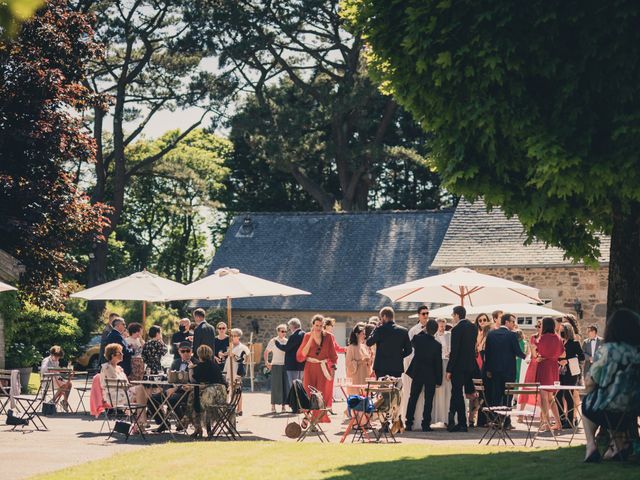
[322,317,346,411]
[535,317,565,430]
[518,320,541,409]
[297,315,338,422]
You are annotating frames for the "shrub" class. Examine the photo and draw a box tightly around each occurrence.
[6,342,42,368]
[6,302,82,361]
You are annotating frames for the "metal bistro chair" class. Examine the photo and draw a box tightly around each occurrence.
[0,369,14,416]
[210,383,242,440]
[12,375,53,431]
[365,379,401,443]
[103,378,147,442]
[506,382,541,447]
[479,380,514,446]
[75,369,98,414]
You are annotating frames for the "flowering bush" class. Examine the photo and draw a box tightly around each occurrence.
[6,342,42,368]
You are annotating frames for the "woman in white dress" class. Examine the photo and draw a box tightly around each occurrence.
[432,318,452,426]
[263,324,288,413]
[224,328,250,415]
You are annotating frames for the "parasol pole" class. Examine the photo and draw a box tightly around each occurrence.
[227,296,233,387]
[142,300,147,331]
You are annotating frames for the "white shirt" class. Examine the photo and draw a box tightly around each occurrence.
[224,343,251,376]
[40,355,59,375]
[590,339,597,357]
[435,331,451,359]
[265,337,287,365]
[408,322,425,340]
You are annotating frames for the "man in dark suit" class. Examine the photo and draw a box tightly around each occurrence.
[582,324,603,377]
[366,306,412,378]
[275,317,306,390]
[405,319,443,432]
[483,313,526,427]
[99,312,118,365]
[446,305,477,432]
[105,317,134,376]
[191,308,216,360]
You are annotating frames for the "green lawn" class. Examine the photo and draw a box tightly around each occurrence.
[30,442,637,480]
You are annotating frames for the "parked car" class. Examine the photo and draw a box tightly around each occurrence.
[74,334,101,371]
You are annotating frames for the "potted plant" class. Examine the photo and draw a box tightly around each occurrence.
[6,342,42,393]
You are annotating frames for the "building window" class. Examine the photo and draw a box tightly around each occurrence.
[516,299,552,329]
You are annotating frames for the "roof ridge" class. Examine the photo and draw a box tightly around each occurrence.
[227,208,455,218]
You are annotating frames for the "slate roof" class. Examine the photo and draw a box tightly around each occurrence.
[430,199,610,268]
[192,210,454,312]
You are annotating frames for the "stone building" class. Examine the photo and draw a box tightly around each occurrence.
[196,199,611,349]
[0,249,23,368]
[430,199,610,332]
[192,210,454,347]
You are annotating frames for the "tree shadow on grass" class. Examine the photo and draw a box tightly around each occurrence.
[321,447,638,480]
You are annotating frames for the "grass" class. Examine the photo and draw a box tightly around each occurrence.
[30,442,637,480]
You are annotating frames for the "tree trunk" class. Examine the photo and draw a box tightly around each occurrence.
[606,202,640,316]
[87,239,108,316]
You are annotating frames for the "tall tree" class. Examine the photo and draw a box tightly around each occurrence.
[224,75,444,212]
[186,0,441,211]
[343,0,640,314]
[72,0,235,289]
[0,0,109,306]
[115,129,231,283]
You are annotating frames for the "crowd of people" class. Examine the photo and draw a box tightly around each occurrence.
[37,303,639,455]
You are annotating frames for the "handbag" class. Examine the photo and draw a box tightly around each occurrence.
[308,386,325,410]
[42,402,57,416]
[568,357,581,376]
[114,420,132,435]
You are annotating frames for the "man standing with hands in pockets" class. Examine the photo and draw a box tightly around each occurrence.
[446,306,477,432]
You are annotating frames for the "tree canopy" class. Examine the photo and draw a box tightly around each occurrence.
[185,0,445,212]
[343,0,640,312]
[0,0,109,306]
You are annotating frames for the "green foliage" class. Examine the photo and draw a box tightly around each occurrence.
[6,302,82,360]
[105,301,181,336]
[185,0,446,212]
[225,78,447,212]
[205,308,226,325]
[343,0,640,263]
[6,342,42,368]
[113,129,231,284]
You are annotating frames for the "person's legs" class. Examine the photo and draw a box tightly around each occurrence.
[406,379,424,429]
[448,373,466,429]
[583,415,600,460]
[422,383,436,430]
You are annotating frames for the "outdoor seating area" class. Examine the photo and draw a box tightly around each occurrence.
[3,2,640,478]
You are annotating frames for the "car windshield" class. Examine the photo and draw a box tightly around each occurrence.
[88,335,101,346]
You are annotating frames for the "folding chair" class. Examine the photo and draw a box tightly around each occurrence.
[479,380,514,446]
[210,383,242,440]
[0,369,13,416]
[12,376,52,431]
[74,369,97,414]
[293,385,330,443]
[506,382,541,446]
[366,379,401,443]
[103,378,147,442]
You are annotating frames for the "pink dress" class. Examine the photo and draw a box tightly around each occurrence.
[519,335,540,407]
[535,333,564,386]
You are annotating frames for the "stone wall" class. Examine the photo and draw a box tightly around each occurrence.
[450,266,609,334]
